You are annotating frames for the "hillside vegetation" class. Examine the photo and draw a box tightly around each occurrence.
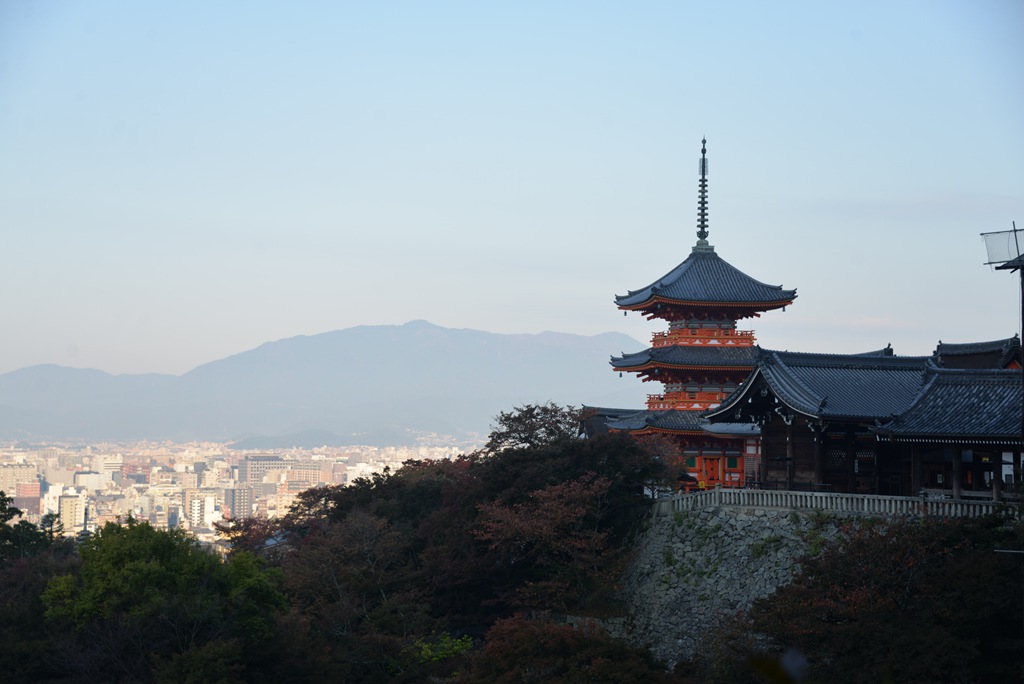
[2,405,1023,683]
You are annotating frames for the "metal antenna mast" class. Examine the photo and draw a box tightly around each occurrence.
[982,220,1024,491]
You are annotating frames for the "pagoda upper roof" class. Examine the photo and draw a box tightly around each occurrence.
[615,247,797,312]
[873,366,1023,443]
[708,349,932,422]
[611,345,760,371]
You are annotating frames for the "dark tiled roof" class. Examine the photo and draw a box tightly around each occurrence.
[699,421,761,437]
[933,335,1021,369]
[853,345,894,357]
[585,406,758,437]
[615,248,796,309]
[580,406,639,437]
[709,350,931,421]
[761,350,930,419]
[604,409,708,433]
[611,345,760,370]
[875,367,1023,442]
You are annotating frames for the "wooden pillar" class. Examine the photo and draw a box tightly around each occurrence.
[873,451,880,495]
[993,451,1003,502]
[785,423,794,490]
[846,432,857,493]
[812,429,824,489]
[759,439,767,486]
[951,448,962,500]
[910,445,923,495]
[970,451,980,491]
[1011,448,1019,491]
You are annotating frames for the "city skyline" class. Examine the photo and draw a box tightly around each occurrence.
[2,2,1022,376]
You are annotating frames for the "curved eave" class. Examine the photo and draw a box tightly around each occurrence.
[705,366,823,423]
[705,368,764,419]
[614,362,756,374]
[612,425,707,437]
[617,296,795,314]
[875,433,1024,446]
[701,423,761,438]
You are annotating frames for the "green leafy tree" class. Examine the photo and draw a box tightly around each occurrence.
[1,491,54,565]
[39,511,64,541]
[42,518,285,683]
[482,402,582,454]
[0,542,78,683]
[0,490,21,524]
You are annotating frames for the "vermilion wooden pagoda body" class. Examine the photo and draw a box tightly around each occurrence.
[605,140,796,489]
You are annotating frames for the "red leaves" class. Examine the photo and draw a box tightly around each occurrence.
[458,615,680,683]
[746,516,1023,683]
[473,473,612,610]
[473,473,611,558]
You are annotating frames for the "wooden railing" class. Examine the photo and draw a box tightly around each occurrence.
[651,329,756,347]
[653,488,1015,519]
[646,391,724,410]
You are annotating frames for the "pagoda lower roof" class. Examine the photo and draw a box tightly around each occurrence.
[597,410,757,438]
[615,246,796,311]
[611,345,760,371]
[604,409,709,434]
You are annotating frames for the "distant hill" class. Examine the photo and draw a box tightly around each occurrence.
[0,321,647,446]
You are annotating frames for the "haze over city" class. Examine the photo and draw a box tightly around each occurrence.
[1,1,1021,377]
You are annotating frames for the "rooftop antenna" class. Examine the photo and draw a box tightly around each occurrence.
[981,220,1024,491]
[982,221,1022,269]
[694,138,712,252]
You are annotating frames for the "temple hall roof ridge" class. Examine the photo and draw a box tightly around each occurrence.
[708,348,934,422]
[874,366,1023,442]
[934,335,1019,354]
[933,334,1021,369]
[759,348,931,370]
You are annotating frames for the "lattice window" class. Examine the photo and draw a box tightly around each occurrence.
[826,448,846,470]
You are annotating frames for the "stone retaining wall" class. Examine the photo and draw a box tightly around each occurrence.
[602,506,844,668]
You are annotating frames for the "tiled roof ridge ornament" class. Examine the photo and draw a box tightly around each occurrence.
[693,137,714,253]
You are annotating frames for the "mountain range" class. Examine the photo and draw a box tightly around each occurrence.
[0,321,647,446]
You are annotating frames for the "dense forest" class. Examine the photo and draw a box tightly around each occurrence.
[2,404,1022,683]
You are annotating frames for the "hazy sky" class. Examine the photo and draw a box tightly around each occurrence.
[1,1,1021,376]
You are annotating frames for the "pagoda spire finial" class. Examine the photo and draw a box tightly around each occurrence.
[700,137,708,241]
[694,137,711,249]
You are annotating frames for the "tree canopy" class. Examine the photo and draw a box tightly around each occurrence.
[689,515,1024,684]
[42,518,285,683]
[6,404,1022,683]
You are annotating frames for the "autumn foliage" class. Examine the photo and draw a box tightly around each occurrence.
[4,404,1023,682]
[694,515,1024,684]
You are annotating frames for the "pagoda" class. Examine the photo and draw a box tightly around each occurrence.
[606,139,797,489]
